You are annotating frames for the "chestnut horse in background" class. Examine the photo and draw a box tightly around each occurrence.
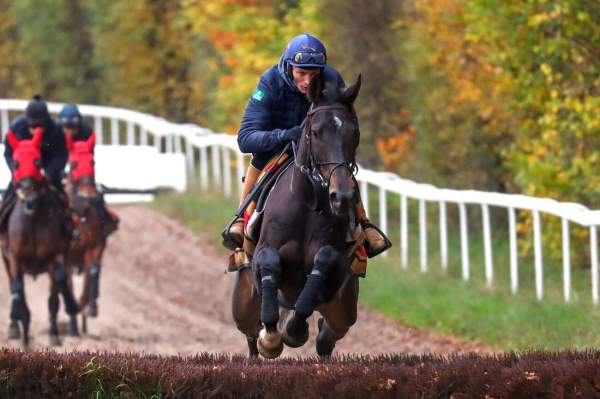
[2,128,79,348]
[64,132,106,333]
[232,75,363,358]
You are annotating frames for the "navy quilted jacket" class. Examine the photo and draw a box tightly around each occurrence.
[237,55,344,169]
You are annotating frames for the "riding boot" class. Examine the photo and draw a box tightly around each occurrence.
[354,186,392,258]
[223,164,261,251]
[94,196,119,237]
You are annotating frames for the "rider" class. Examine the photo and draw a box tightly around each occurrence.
[0,95,71,238]
[58,103,119,237]
[223,33,391,258]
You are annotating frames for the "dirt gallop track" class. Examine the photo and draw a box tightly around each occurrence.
[0,206,489,355]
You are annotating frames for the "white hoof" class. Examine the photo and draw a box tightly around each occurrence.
[257,328,283,359]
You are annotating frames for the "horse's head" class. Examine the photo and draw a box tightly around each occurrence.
[7,128,45,214]
[66,133,99,212]
[298,74,362,216]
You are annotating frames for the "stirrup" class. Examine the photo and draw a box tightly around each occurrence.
[221,218,244,251]
[362,222,392,258]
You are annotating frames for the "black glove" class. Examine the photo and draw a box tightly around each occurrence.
[276,125,302,144]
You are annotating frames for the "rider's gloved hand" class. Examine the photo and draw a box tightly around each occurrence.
[276,125,302,144]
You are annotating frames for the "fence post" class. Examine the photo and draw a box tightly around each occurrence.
[140,127,148,146]
[562,218,571,302]
[360,180,369,218]
[1,109,9,138]
[127,121,135,145]
[237,151,245,196]
[482,204,493,287]
[166,133,173,153]
[379,186,388,258]
[533,210,544,300]
[439,201,448,271]
[508,207,518,294]
[419,199,427,272]
[185,137,195,181]
[223,147,232,197]
[154,134,161,152]
[591,226,598,305]
[94,116,103,144]
[401,194,408,269]
[211,144,221,189]
[174,134,182,154]
[110,118,119,145]
[459,203,469,281]
[200,146,208,191]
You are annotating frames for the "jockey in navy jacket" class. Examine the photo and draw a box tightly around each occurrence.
[237,57,344,170]
[223,33,392,259]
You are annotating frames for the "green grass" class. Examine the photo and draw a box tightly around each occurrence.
[152,187,600,351]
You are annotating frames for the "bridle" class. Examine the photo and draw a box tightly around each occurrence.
[293,103,358,211]
[294,103,358,190]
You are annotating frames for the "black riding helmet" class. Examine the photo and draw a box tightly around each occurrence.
[25,95,51,127]
[58,103,82,129]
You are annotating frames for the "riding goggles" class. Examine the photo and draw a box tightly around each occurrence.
[288,52,327,67]
[60,116,80,128]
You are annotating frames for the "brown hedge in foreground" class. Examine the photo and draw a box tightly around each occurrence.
[0,349,600,398]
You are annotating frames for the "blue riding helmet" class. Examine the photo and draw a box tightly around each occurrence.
[58,103,82,128]
[283,33,327,69]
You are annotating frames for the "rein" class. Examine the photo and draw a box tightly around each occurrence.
[293,104,358,211]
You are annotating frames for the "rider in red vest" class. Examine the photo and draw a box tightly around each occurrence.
[0,95,72,239]
[223,33,391,258]
[58,103,119,238]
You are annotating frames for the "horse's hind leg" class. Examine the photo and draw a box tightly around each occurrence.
[52,262,80,337]
[231,267,261,358]
[316,275,359,357]
[283,245,340,348]
[255,247,283,359]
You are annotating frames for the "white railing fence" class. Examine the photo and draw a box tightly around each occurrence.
[1,99,599,304]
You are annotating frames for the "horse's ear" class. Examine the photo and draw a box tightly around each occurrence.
[307,73,324,104]
[32,127,44,148]
[342,74,362,105]
[86,132,96,151]
[6,131,19,150]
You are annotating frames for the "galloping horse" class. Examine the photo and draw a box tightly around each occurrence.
[232,74,363,358]
[64,132,106,332]
[2,128,79,348]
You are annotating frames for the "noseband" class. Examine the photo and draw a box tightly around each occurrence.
[294,104,358,190]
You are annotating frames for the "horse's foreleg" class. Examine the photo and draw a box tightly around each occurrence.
[316,275,359,357]
[284,245,340,348]
[255,247,283,359]
[52,262,80,337]
[48,278,61,346]
[9,271,29,348]
[231,267,261,358]
[87,259,101,317]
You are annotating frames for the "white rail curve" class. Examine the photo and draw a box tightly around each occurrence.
[1,99,599,304]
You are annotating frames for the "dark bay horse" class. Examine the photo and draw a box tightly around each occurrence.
[232,74,363,358]
[64,132,106,333]
[2,128,79,348]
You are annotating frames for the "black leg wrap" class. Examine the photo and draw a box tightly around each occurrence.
[294,246,338,320]
[256,248,280,326]
[90,262,100,299]
[54,264,79,315]
[10,276,24,321]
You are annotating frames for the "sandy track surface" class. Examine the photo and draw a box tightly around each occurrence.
[0,206,491,356]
